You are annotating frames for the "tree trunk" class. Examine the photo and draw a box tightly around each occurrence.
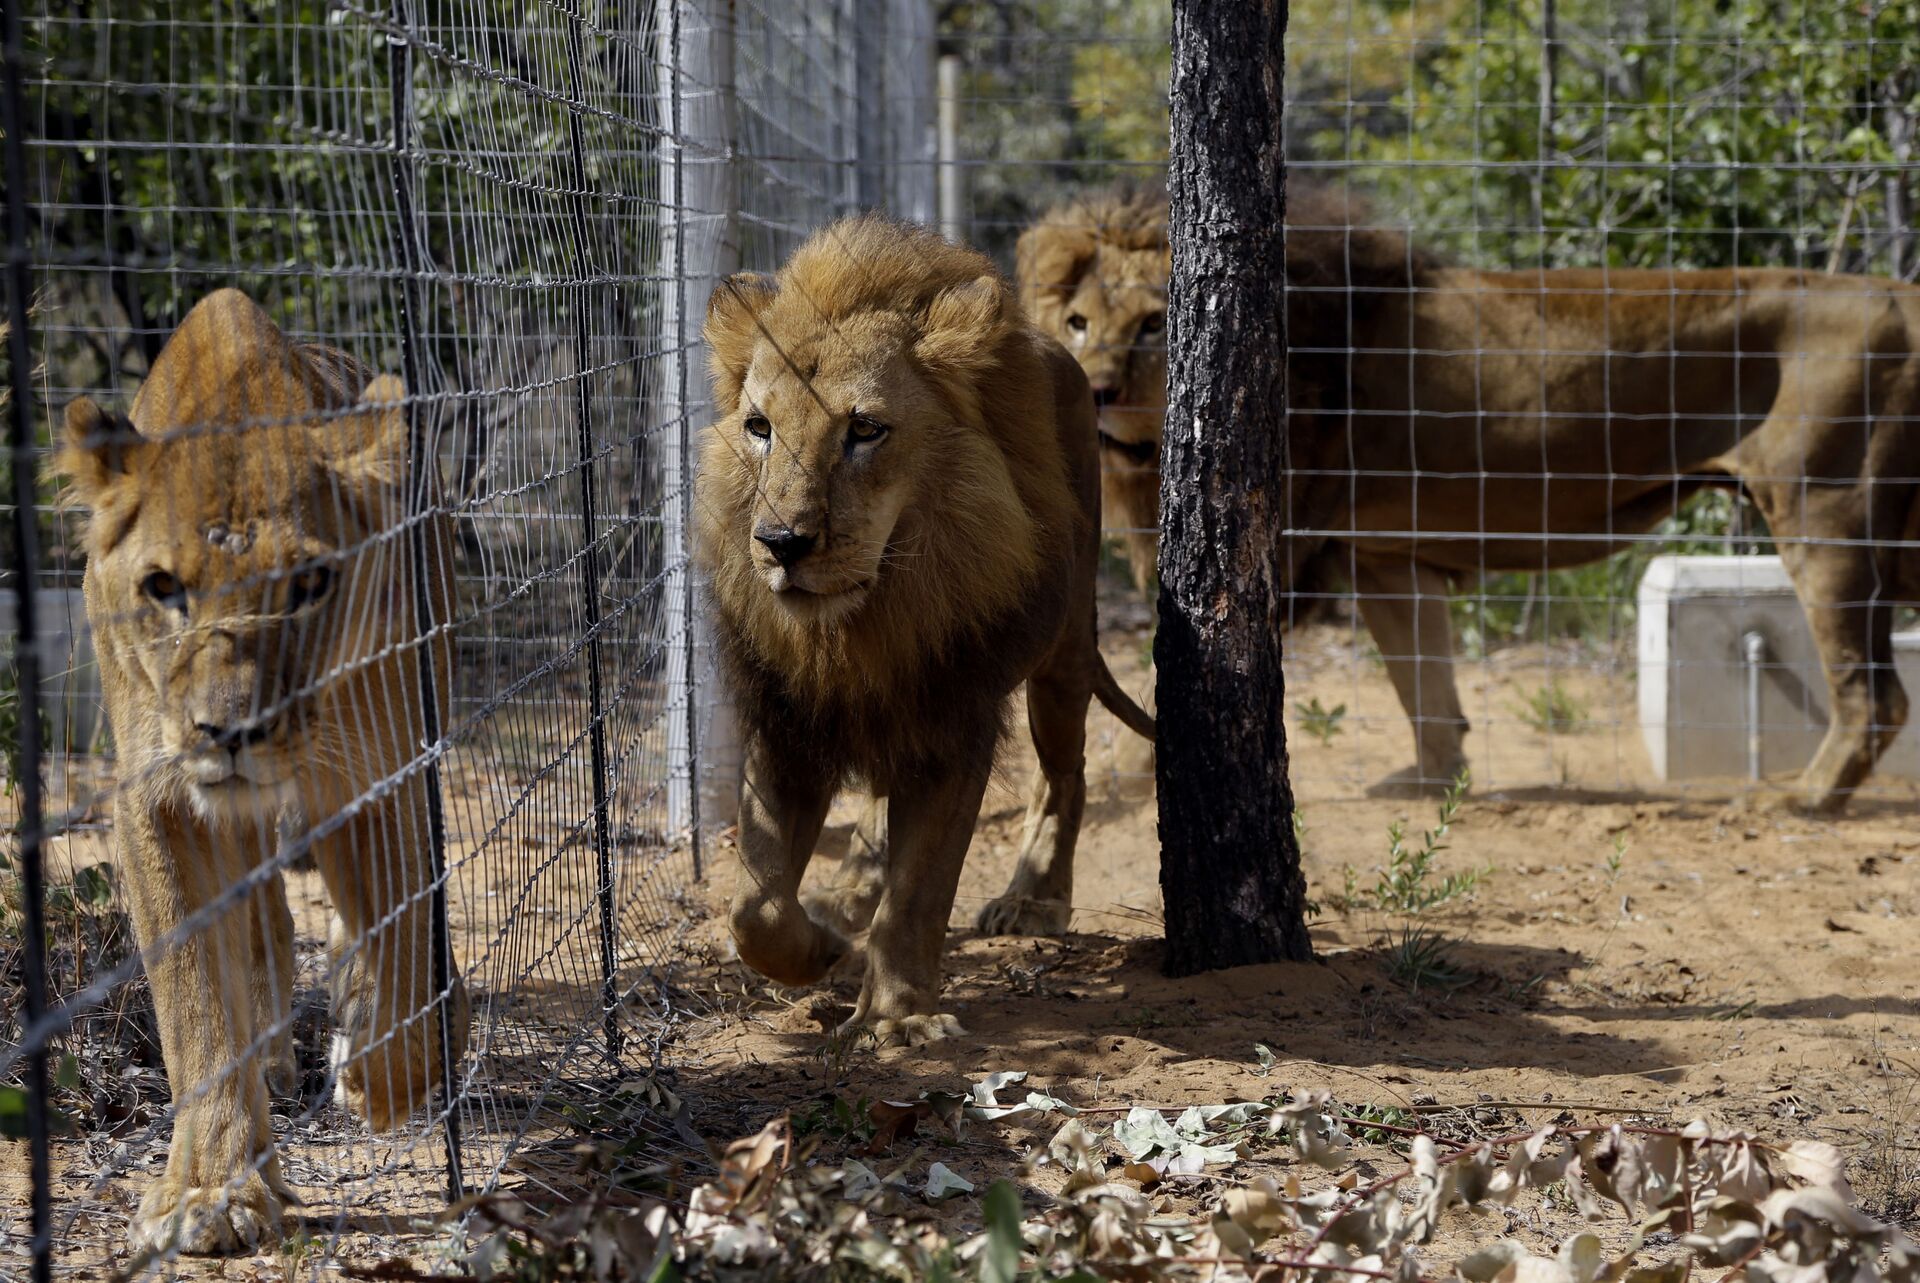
[1156,0,1311,976]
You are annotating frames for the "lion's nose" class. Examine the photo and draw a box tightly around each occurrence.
[1090,385,1120,408]
[753,525,817,568]
[195,721,272,753]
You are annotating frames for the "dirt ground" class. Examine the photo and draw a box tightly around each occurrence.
[13,587,1920,1275]
[662,599,1920,1251]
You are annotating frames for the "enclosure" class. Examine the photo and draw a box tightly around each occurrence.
[3,0,1920,1279]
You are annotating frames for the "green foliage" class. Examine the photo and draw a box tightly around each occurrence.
[791,1093,877,1146]
[1380,924,1474,992]
[947,0,1170,262]
[981,1181,1024,1283]
[1515,682,1590,734]
[1337,771,1490,913]
[1294,696,1348,746]
[1326,0,1920,277]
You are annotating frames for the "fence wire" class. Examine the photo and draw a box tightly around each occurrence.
[948,0,1920,811]
[0,1,930,1275]
[9,0,1920,1276]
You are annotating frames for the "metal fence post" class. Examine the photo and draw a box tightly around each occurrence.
[2,2,55,1275]
[661,0,741,858]
[386,0,464,1203]
[937,49,964,243]
[854,0,886,211]
[562,8,623,1067]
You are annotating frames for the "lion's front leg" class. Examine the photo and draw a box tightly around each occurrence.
[313,788,469,1133]
[119,807,291,1255]
[729,740,844,986]
[845,745,993,1047]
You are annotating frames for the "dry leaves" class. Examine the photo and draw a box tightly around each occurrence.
[398,1084,1908,1283]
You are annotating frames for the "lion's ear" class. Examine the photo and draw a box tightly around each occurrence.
[705,272,779,408]
[1016,223,1094,309]
[320,374,412,490]
[914,274,1012,377]
[57,396,147,501]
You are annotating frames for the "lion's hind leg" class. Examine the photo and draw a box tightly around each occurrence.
[800,792,888,939]
[977,666,1090,937]
[249,871,297,1099]
[315,788,469,1133]
[1766,517,1907,812]
[1351,553,1470,797]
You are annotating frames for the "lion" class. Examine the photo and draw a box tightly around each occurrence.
[58,289,469,1254]
[1023,185,1920,812]
[694,216,1155,1047]
[1016,185,1169,596]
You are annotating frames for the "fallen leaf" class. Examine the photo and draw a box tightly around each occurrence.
[865,1099,931,1153]
[925,1162,974,1201]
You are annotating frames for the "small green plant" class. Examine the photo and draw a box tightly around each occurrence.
[1334,771,1488,913]
[1381,925,1473,993]
[1516,681,1589,734]
[1294,696,1347,745]
[1347,1101,1419,1144]
[790,1093,876,1145]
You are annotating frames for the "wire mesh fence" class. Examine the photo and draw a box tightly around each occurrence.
[1269,0,1920,810]
[946,0,1920,812]
[7,0,1920,1274]
[0,0,932,1273]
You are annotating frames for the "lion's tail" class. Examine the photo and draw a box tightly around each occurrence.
[1093,653,1156,742]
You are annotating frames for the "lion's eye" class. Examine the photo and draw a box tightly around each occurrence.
[1066,314,1089,334]
[847,414,889,444]
[142,570,185,610]
[1139,311,1165,335]
[744,413,771,441]
[287,564,334,612]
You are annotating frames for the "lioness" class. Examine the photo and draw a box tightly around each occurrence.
[59,290,469,1253]
[695,216,1155,1046]
[1022,186,1920,811]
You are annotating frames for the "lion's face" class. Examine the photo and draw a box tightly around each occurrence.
[718,310,939,620]
[62,291,416,823]
[1017,195,1170,455]
[1049,244,1167,442]
[699,254,1028,635]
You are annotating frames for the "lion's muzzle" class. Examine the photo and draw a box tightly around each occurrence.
[753,522,816,567]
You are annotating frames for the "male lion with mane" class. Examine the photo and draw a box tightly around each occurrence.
[59,290,468,1253]
[696,216,1154,1046]
[1023,185,1920,812]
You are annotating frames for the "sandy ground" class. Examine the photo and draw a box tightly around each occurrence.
[662,596,1920,1250]
[13,583,1920,1276]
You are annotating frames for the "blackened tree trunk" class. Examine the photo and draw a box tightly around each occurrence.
[1156,0,1311,976]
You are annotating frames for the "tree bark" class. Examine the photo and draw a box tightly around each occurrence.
[1156,0,1311,976]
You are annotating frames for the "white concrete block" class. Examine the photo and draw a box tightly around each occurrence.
[1637,554,1920,780]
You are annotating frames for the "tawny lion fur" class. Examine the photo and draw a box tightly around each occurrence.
[695,216,1153,1047]
[58,290,469,1255]
[1021,184,1920,812]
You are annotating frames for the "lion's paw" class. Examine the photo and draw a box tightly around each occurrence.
[975,894,1070,937]
[1744,785,1842,818]
[854,1012,967,1048]
[132,1171,284,1256]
